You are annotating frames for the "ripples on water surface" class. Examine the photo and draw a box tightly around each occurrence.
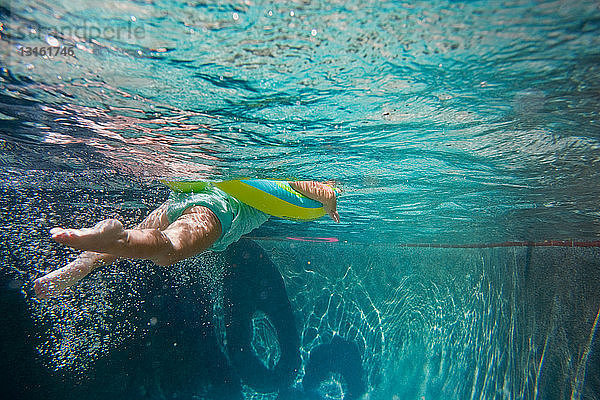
[1,0,600,242]
[1,1,600,399]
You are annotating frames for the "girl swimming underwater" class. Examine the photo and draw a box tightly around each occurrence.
[34,180,339,299]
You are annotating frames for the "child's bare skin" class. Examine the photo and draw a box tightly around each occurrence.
[290,180,340,223]
[34,181,339,299]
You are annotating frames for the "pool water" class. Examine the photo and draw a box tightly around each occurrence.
[1,0,599,399]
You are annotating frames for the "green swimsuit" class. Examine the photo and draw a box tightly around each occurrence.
[164,184,269,252]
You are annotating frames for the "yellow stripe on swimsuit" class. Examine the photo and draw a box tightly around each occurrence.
[162,179,332,220]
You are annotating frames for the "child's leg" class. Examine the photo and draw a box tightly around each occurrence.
[48,205,220,263]
[155,205,222,265]
[48,202,171,254]
[34,251,117,299]
[136,202,171,230]
[76,203,171,270]
[34,202,216,299]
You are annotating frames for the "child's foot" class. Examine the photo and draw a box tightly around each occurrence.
[50,219,126,253]
[34,268,72,299]
[34,252,116,299]
[34,260,89,299]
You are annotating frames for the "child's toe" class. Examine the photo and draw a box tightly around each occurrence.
[50,227,63,236]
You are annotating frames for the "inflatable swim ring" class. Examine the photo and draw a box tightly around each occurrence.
[162,179,335,220]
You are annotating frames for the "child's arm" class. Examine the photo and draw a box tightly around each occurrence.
[289,181,340,223]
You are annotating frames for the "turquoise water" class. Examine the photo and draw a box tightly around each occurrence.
[1,0,600,399]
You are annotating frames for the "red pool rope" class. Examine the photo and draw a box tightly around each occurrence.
[395,240,600,248]
[245,237,600,248]
[285,236,340,243]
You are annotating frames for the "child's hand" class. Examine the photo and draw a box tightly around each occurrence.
[318,184,340,223]
[323,197,340,223]
[289,181,341,223]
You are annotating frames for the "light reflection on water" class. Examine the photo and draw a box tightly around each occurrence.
[2,0,600,242]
